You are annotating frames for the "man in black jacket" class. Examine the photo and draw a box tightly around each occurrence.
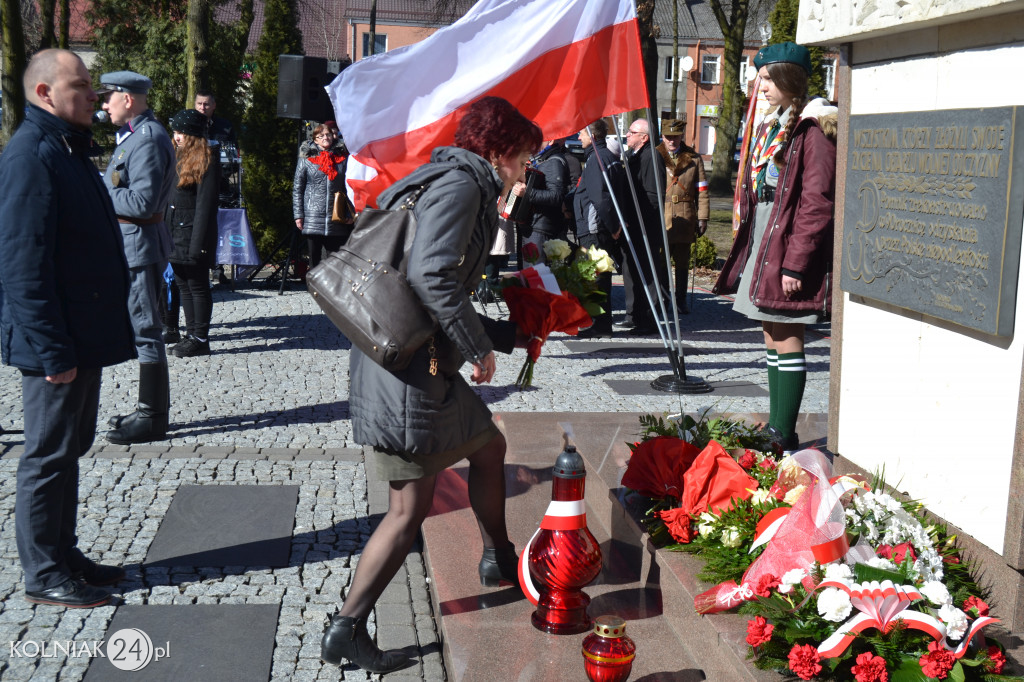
[517,138,572,254]
[623,118,668,335]
[0,49,136,608]
[573,119,630,338]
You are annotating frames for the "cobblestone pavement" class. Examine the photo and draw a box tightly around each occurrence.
[0,274,830,681]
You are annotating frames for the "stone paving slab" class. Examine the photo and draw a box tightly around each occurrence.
[82,604,279,680]
[143,485,298,568]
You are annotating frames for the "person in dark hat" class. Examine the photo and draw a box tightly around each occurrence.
[1,49,135,608]
[657,118,708,314]
[100,69,177,444]
[165,109,220,358]
[713,42,838,454]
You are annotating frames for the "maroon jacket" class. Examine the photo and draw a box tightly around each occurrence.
[714,105,837,314]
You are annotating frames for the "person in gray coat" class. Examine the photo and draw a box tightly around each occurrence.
[292,123,351,269]
[99,70,176,444]
[320,97,540,674]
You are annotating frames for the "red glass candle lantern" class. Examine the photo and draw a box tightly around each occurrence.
[582,616,636,682]
[527,445,602,635]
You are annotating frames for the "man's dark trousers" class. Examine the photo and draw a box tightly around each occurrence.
[16,367,102,592]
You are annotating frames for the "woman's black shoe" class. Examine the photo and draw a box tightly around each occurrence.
[321,614,409,673]
[766,425,800,455]
[478,543,519,587]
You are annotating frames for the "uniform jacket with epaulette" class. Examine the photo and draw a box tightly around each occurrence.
[103,110,176,268]
[657,142,709,245]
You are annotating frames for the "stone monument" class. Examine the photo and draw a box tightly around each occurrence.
[799,0,1024,630]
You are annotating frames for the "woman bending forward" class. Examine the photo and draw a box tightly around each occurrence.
[320,96,540,674]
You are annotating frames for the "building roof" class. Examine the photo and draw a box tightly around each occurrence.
[343,0,475,25]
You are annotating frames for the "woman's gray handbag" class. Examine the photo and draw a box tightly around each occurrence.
[307,187,436,371]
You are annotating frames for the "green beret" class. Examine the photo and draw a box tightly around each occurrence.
[753,42,812,75]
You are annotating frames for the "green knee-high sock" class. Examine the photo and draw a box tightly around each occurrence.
[766,349,779,427]
[776,352,806,439]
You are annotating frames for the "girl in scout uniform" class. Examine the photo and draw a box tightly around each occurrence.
[713,42,838,453]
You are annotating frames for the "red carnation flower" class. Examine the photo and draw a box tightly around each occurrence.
[655,507,696,543]
[755,573,781,598]
[963,595,989,617]
[919,641,956,679]
[745,615,774,647]
[851,651,889,682]
[759,458,777,471]
[890,542,917,564]
[986,645,1006,674]
[788,644,823,680]
[738,451,757,470]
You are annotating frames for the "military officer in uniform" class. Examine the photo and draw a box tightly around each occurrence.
[99,70,177,444]
[656,119,709,314]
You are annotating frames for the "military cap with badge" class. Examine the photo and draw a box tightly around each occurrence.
[661,119,686,137]
[96,71,153,96]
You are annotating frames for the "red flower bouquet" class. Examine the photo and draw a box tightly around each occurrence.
[499,241,607,387]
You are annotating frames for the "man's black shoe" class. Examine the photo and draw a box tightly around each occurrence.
[25,579,111,608]
[71,560,125,587]
[629,324,657,336]
[577,326,612,339]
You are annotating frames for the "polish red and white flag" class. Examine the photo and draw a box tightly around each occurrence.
[328,0,647,209]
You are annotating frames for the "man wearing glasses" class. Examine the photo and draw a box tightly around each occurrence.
[623,119,667,335]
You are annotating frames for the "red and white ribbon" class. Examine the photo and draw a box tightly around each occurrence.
[519,264,561,295]
[815,580,999,659]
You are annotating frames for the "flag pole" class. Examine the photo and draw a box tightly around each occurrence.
[638,108,711,395]
[606,119,673,352]
[586,118,710,395]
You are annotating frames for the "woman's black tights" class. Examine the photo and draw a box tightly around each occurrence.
[307,234,346,269]
[339,434,510,619]
[172,263,213,339]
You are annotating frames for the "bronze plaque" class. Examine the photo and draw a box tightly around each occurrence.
[841,108,1024,336]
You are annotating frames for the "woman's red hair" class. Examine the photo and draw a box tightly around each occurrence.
[454,96,542,161]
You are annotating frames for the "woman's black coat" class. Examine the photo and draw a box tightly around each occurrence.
[166,156,221,268]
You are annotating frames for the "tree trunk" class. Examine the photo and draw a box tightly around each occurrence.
[368,0,377,56]
[58,0,69,48]
[707,0,752,194]
[38,0,56,49]
[2,0,27,145]
[186,0,211,101]
[670,0,679,118]
[636,0,658,125]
